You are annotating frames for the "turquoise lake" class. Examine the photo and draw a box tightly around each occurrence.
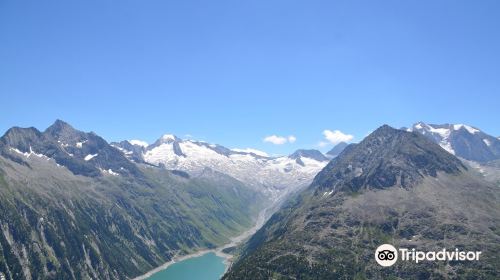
[146,252,226,280]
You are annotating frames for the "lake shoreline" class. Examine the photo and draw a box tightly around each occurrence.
[132,208,268,280]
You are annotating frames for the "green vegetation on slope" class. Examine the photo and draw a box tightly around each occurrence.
[0,156,265,279]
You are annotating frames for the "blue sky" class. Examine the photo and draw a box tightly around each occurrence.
[1,0,499,155]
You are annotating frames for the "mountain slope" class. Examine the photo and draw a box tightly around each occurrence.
[326,142,348,158]
[314,125,464,192]
[224,125,500,280]
[0,121,265,280]
[410,122,500,162]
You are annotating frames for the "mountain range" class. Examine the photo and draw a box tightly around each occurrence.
[0,119,337,279]
[224,125,500,279]
[0,120,499,279]
[111,134,331,200]
[0,120,270,279]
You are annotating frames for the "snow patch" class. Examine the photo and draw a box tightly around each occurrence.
[453,124,480,134]
[322,190,333,197]
[99,168,119,176]
[10,147,48,159]
[428,127,450,139]
[76,140,88,148]
[413,123,455,155]
[483,139,492,146]
[10,148,27,156]
[107,169,119,176]
[426,126,455,155]
[84,154,98,161]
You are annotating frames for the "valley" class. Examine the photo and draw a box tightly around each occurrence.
[136,207,269,280]
[0,120,499,279]
[0,120,327,279]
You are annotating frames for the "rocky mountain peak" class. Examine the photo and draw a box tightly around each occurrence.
[0,127,43,151]
[312,124,465,193]
[326,142,349,157]
[44,119,85,143]
[45,119,75,133]
[289,149,328,162]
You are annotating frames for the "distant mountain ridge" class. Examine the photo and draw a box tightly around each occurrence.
[0,118,330,201]
[409,122,500,162]
[326,142,348,158]
[289,149,329,162]
[112,135,330,200]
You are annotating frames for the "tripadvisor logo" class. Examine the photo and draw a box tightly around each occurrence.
[375,244,398,267]
[375,244,482,267]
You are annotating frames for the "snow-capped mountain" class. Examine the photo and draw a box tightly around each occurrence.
[113,135,330,199]
[409,122,500,162]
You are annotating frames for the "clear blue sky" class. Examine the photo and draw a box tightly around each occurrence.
[1,0,499,155]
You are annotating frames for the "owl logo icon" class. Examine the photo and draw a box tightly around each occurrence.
[375,244,398,267]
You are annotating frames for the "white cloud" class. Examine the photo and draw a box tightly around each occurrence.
[263,135,296,145]
[323,129,353,145]
[263,135,287,145]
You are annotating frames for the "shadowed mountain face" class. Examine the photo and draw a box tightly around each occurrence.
[224,125,500,280]
[0,120,141,178]
[0,121,265,280]
[326,142,348,158]
[314,125,465,193]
